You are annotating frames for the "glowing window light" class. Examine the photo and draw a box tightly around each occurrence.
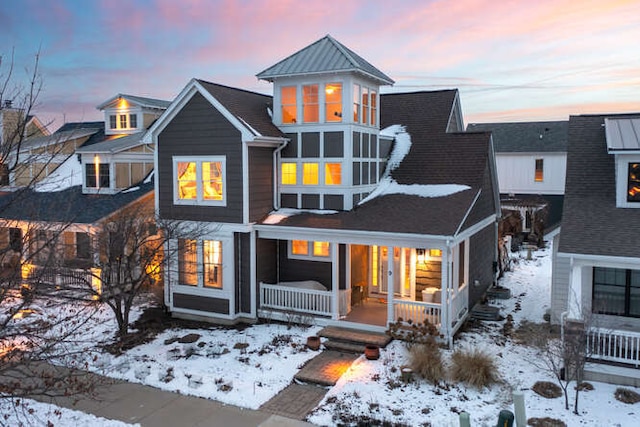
[303,163,318,185]
[281,163,297,185]
[325,163,341,185]
[292,240,308,255]
[313,241,330,257]
[372,245,378,287]
[429,249,442,258]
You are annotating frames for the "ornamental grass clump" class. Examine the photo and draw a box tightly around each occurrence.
[450,347,498,388]
[408,339,445,384]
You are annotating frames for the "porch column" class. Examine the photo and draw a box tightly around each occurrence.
[387,246,395,326]
[331,242,339,320]
[567,258,583,320]
[441,246,450,343]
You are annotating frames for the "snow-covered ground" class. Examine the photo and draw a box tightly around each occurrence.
[4,238,640,426]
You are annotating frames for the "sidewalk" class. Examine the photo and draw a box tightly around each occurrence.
[43,370,315,427]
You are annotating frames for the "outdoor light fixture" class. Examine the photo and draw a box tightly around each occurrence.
[417,248,426,264]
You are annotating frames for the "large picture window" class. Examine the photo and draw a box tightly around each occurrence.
[593,267,640,317]
[174,157,226,206]
[178,238,224,289]
[628,163,640,202]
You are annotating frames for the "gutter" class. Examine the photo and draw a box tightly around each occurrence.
[272,138,289,209]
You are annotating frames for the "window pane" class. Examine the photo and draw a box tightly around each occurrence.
[119,114,127,129]
[292,240,308,255]
[99,164,110,187]
[593,267,625,315]
[325,83,342,122]
[281,162,297,185]
[353,84,360,122]
[535,159,544,182]
[313,241,329,257]
[325,163,341,185]
[76,232,91,259]
[281,86,297,124]
[203,240,222,288]
[109,115,117,129]
[86,163,97,188]
[202,161,223,201]
[178,239,198,286]
[362,87,369,125]
[370,91,377,126]
[303,85,318,123]
[303,163,318,185]
[628,163,640,202]
[177,161,197,199]
[129,114,137,128]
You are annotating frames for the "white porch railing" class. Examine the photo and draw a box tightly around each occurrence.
[260,283,333,317]
[394,300,442,326]
[587,327,640,366]
[450,284,469,334]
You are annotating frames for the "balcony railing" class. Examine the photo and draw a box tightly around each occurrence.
[394,300,442,326]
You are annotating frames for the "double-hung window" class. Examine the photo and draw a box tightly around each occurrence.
[177,238,223,289]
[289,240,330,260]
[86,162,110,188]
[174,157,226,206]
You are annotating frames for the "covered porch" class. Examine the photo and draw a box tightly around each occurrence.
[256,237,470,345]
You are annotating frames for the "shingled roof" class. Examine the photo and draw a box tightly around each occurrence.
[197,80,284,138]
[467,120,568,153]
[256,35,394,85]
[0,181,154,224]
[558,113,640,258]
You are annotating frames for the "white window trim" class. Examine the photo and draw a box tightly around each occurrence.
[173,236,233,296]
[288,240,331,261]
[173,156,227,207]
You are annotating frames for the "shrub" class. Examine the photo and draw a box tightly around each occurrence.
[408,340,445,384]
[450,347,498,388]
[386,319,440,347]
[527,417,566,427]
[532,381,563,399]
[614,387,640,404]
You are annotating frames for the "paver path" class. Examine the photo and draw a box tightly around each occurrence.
[260,382,328,420]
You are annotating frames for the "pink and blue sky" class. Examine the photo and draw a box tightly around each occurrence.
[2,0,639,131]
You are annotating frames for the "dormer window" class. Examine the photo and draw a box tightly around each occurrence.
[86,161,110,188]
[281,86,296,124]
[628,163,640,202]
[325,83,342,122]
[109,114,138,131]
[353,84,378,126]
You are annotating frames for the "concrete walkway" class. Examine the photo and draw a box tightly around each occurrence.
[42,372,315,427]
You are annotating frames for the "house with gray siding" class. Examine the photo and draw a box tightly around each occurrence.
[552,113,640,385]
[149,35,500,344]
[467,121,567,234]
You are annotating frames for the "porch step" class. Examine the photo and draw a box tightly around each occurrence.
[317,326,391,354]
[470,304,501,321]
[486,286,511,300]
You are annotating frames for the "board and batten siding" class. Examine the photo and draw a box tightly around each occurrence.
[157,91,243,223]
[550,233,570,324]
[249,147,275,222]
[496,153,566,195]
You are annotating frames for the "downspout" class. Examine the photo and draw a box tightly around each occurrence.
[272,139,289,209]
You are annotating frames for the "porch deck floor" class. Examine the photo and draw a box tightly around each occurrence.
[343,299,387,326]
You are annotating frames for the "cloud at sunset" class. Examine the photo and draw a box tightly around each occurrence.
[1,0,638,130]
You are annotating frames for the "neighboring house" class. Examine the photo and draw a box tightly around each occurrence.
[0,94,169,292]
[0,100,50,184]
[551,113,640,386]
[149,35,500,344]
[467,121,568,234]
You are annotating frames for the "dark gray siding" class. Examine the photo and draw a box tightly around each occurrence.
[277,240,332,290]
[468,222,497,306]
[339,244,346,290]
[235,232,252,314]
[173,293,230,315]
[249,147,274,222]
[256,238,277,284]
[157,91,243,222]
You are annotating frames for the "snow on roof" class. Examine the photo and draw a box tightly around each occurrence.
[262,208,338,224]
[34,155,82,192]
[360,125,470,204]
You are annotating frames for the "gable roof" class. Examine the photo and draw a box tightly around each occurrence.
[196,80,284,138]
[0,181,154,224]
[256,35,394,85]
[466,120,568,153]
[558,113,640,259]
[75,131,147,154]
[96,94,171,111]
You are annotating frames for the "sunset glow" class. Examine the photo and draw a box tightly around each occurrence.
[2,0,639,128]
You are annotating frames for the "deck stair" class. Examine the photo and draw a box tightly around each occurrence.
[317,326,392,353]
[470,304,501,321]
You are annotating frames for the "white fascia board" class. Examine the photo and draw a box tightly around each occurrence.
[556,251,640,268]
[145,79,200,143]
[254,225,450,247]
[172,220,255,235]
